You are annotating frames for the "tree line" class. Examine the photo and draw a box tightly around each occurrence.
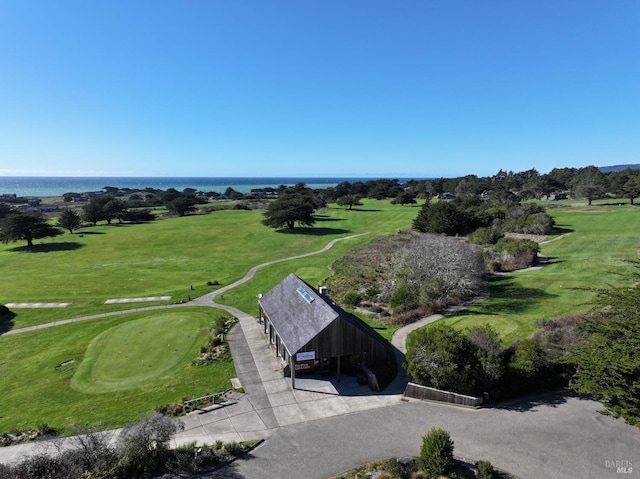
[322,165,640,206]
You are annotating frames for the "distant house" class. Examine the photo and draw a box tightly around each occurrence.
[258,273,395,390]
[541,192,568,201]
[436,192,456,200]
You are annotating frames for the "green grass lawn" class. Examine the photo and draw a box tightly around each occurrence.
[1,200,420,329]
[0,199,418,434]
[4,199,635,434]
[439,204,640,343]
[0,307,234,434]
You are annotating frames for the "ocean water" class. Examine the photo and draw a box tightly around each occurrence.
[0,176,415,198]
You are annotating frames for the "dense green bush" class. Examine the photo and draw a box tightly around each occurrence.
[405,324,481,395]
[468,226,504,245]
[494,237,538,257]
[388,283,419,312]
[405,322,568,400]
[477,460,497,479]
[503,212,554,235]
[487,237,539,271]
[418,428,455,477]
[413,200,468,235]
[342,290,363,307]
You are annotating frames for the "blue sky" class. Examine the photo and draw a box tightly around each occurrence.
[1,1,638,178]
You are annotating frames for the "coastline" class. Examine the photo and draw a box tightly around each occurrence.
[0,176,423,198]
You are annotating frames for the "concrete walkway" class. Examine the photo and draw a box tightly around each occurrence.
[171,303,405,448]
[390,292,489,354]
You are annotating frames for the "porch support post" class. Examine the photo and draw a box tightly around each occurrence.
[290,355,296,389]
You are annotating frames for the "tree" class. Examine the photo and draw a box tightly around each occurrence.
[167,197,196,216]
[62,192,77,202]
[103,197,126,224]
[57,208,82,233]
[418,428,456,477]
[262,183,316,230]
[566,283,640,426]
[622,176,640,205]
[391,191,417,206]
[335,194,363,210]
[82,198,105,225]
[223,187,244,200]
[0,202,13,219]
[82,196,125,225]
[412,199,467,235]
[573,166,606,205]
[0,212,63,247]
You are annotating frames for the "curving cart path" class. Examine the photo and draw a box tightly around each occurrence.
[1,233,370,337]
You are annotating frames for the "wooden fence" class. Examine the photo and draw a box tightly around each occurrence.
[403,382,484,407]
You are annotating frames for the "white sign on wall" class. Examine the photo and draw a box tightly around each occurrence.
[296,351,315,361]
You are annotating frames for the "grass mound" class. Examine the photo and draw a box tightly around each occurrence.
[71,313,202,394]
[0,308,234,434]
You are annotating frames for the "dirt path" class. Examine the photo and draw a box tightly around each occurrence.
[1,233,370,336]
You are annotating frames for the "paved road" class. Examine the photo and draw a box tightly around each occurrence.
[209,392,640,479]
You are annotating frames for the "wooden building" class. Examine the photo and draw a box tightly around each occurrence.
[258,273,395,390]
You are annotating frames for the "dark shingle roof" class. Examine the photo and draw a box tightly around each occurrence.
[258,273,341,354]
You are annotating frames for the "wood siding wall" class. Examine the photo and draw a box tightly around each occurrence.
[295,317,393,367]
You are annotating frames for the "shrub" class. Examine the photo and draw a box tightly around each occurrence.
[116,412,182,477]
[207,280,220,286]
[494,237,538,258]
[488,237,538,271]
[405,324,482,395]
[389,283,418,312]
[384,457,410,479]
[418,428,455,477]
[477,460,497,479]
[223,441,244,456]
[342,290,363,307]
[468,226,504,245]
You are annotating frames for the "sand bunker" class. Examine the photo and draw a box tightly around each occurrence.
[5,302,71,308]
[104,296,172,304]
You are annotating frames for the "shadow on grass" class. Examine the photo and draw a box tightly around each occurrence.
[549,225,574,236]
[76,230,105,235]
[455,275,556,316]
[314,216,345,223]
[0,311,16,334]
[10,242,85,253]
[492,389,580,412]
[543,255,564,266]
[277,227,351,236]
